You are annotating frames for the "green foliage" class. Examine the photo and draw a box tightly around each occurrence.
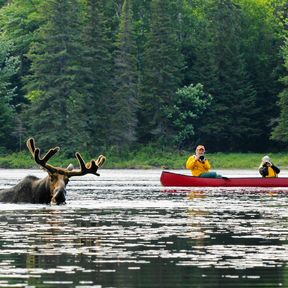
[24,0,85,153]
[236,0,283,149]
[0,0,287,155]
[138,0,185,144]
[0,151,32,168]
[0,37,20,150]
[2,148,288,170]
[271,41,288,142]
[76,0,113,153]
[0,1,6,8]
[0,0,44,108]
[166,83,212,148]
[208,152,288,169]
[109,0,139,150]
[189,0,261,151]
[0,150,76,169]
[0,0,43,54]
[271,0,288,40]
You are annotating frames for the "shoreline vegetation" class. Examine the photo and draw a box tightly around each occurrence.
[0,149,288,170]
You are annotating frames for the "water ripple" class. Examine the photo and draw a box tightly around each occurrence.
[0,169,287,287]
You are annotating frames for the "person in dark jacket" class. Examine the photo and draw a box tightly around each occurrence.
[259,155,280,178]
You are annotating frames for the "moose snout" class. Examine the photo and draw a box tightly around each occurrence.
[51,188,67,205]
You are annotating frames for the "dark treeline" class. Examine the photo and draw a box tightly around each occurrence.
[0,0,288,156]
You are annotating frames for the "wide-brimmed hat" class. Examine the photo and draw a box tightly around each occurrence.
[262,155,271,163]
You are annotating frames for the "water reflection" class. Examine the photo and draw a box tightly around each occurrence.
[0,169,287,287]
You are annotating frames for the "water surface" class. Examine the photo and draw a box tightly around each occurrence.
[0,169,287,287]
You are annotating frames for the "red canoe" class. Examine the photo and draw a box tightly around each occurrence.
[160,171,288,187]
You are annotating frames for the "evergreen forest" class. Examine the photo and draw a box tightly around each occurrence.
[1,0,288,157]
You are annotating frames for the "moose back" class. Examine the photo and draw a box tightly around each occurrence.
[0,138,105,204]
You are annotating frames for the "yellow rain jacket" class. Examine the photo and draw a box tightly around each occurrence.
[266,167,277,177]
[259,165,279,178]
[186,155,211,176]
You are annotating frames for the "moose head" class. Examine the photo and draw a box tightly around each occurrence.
[25,138,106,204]
[0,138,105,205]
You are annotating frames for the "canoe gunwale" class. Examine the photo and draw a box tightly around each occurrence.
[160,171,288,188]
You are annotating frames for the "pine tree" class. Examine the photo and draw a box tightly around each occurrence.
[0,38,20,150]
[0,0,44,109]
[190,0,260,151]
[77,0,113,154]
[236,0,284,150]
[24,0,84,154]
[271,41,288,142]
[138,0,185,145]
[109,0,139,150]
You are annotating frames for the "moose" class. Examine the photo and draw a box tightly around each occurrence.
[0,138,105,204]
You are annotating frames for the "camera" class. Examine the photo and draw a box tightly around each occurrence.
[263,162,271,167]
[199,155,205,161]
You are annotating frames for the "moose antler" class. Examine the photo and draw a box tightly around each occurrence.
[64,152,106,177]
[26,138,105,177]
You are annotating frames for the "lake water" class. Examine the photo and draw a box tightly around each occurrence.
[0,169,288,288]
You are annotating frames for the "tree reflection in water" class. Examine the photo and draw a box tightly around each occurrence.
[0,169,287,287]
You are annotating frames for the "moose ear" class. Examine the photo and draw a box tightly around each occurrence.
[67,164,74,171]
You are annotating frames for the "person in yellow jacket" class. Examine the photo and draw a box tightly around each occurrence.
[259,155,280,178]
[186,145,215,177]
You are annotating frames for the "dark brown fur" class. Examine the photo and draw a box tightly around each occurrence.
[0,175,65,204]
[0,138,105,205]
